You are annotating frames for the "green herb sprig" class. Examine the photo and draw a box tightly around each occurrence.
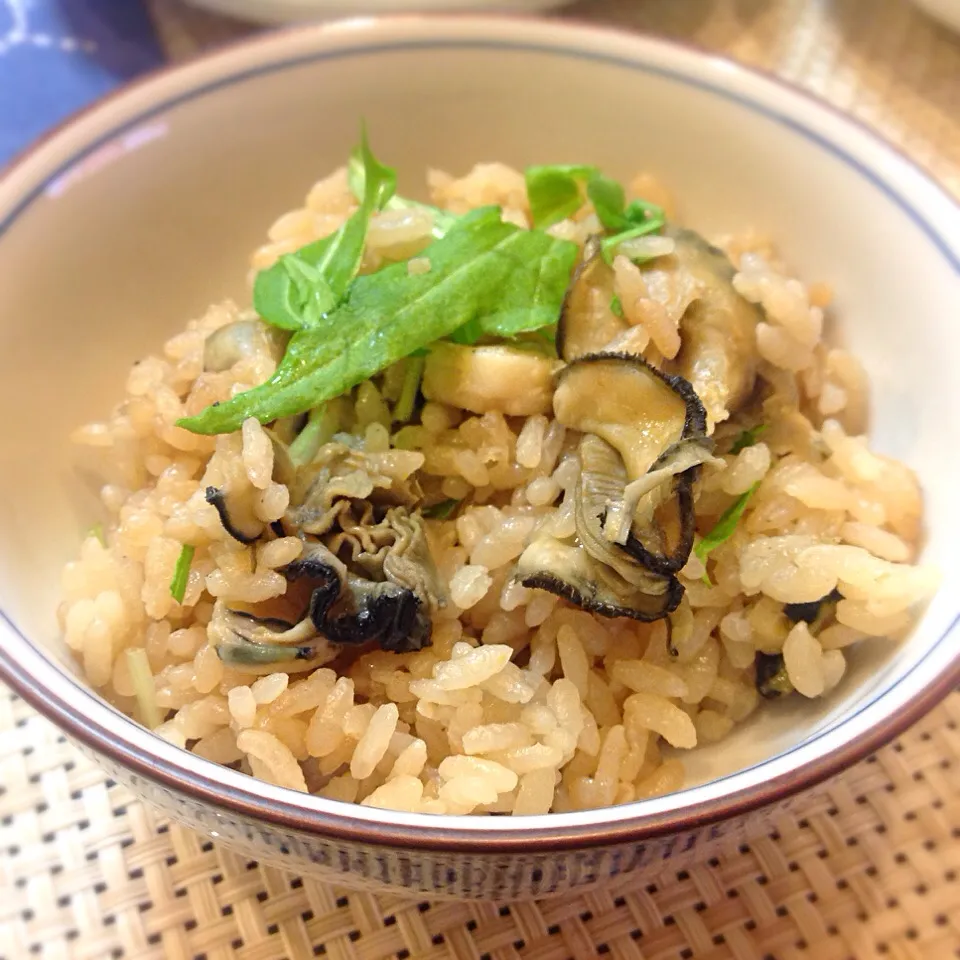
[179,206,577,435]
[253,128,397,331]
[423,498,460,520]
[729,423,768,454]
[525,164,666,263]
[169,544,196,604]
[348,147,457,238]
[694,482,760,585]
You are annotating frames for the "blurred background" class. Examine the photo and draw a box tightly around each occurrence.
[1,0,959,198]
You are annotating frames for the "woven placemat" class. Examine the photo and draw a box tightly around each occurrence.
[3,684,958,959]
[4,1,960,957]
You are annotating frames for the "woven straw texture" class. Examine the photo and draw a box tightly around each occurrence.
[4,0,960,956]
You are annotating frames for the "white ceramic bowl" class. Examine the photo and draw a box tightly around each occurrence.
[185,0,574,25]
[912,0,960,34]
[1,16,958,899]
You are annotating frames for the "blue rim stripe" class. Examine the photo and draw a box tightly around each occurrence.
[0,34,958,816]
[2,36,960,273]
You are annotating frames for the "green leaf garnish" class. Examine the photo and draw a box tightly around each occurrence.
[586,173,629,230]
[695,482,760,583]
[393,355,425,423]
[179,207,578,435]
[610,294,624,318]
[525,164,666,259]
[253,128,397,331]
[625,198,665,223]
[423,498,460,520]
[169,544,195,604]
[88,521,106,546]
[449,315,486,346]
[348,142,457,239]
[729,423,768,454]
[525,164,597,227]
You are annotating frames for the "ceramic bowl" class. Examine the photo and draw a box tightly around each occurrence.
[185,0,575,25]
[912,0,960,34]
[1,15,958,899]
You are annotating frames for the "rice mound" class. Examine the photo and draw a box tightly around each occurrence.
[60,162,938,815]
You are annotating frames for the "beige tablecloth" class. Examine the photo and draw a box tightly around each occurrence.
[3,2,960,958]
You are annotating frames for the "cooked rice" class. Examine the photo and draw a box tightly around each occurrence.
[60,161,939,816]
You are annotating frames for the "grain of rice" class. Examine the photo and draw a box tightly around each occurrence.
[449,565,492,609]
[351,703,400,780]
[636,759,685,799]
[194,727,242,764]
[610,659,689,699]
[782,622,825,698]
[524,590,559,629]
[839,521,911,563]
[695,709,735,743]
[818,624,866,650]
[495,742,565,775]
[519,703,557,736]
[512,767,557,816]
[719,613,757,669]
[388,739,428,780]
[515,414,547,468]
[343,702,377,740]
[573,725,627,809]
[321,776,361,803]
[251,672,289,705]
[556,626,590,697]
[155,721,188,749]
[822,650,847,692]
[433,644,511,690]
[237,729,307,792]
[525,476,560,507]
[480,662,538,703]
[622,692,697,749]
[241,418,274,490]
[361,775,424,812]
[586,672,622,728]
[470,516,536,568]
[317,739,356,777]
[547,678,583,734]
[578,707,602,756]
[409,680,481,707]
[461,722,533,755]
[722,443,771,495]
[439,776,498,812]
[527,623,558,677]
[264,717,308,761]
[439,756,518,793]
[678,636,721,703]
[306,677,353,757]
[228,686,257,728]
[836,600,912,637]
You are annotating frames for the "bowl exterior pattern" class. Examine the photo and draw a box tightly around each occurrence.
[74,737,808,898]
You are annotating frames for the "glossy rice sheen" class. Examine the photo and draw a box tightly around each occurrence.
[60,159,936,816]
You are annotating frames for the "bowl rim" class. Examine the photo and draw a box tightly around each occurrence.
[1,12,959,853]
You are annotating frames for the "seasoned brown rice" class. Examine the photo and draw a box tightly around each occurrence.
[60,160,939,815]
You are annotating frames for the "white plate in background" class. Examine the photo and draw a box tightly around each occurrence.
[185,0,575,25]
[912,0,960,33]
